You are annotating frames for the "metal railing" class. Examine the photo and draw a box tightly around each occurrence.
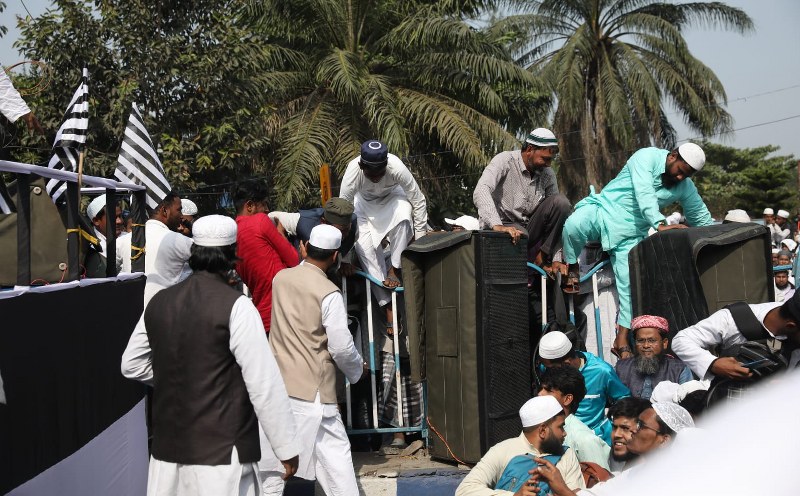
[342,271,427,437]
[527,260,611,360]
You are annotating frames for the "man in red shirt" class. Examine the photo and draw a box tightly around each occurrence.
[235,182,300,333]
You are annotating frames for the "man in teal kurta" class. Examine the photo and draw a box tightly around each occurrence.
[562,144,713,358]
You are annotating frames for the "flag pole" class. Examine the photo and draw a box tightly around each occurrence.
[76,149,87,211]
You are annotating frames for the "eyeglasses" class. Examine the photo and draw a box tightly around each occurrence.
[635,419,663,435]
[635,338,661,345]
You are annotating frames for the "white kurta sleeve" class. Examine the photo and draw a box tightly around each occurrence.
[229,296,300,461]
[268,211,301,237]
[390,158,429,238]
[338,159,362,204]
[671,309,741,380]
[121,315,154,386]
[322,291,364,384]
[0,70,31,123]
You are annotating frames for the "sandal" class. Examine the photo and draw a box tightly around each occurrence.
[561,271,580,294]
[383,271,402,289]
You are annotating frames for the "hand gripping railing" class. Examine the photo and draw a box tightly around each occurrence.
[341,271,426,437]
[527,260,611,360]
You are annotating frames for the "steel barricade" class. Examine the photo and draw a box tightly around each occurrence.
[527,260,611,361]
[342,271,427,438]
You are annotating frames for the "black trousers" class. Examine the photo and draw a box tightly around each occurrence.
[507,194,571,260]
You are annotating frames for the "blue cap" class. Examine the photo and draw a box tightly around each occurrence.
[360,140,388,169]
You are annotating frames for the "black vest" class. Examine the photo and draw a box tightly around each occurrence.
[615,356,688,399]
[145,271,260,465]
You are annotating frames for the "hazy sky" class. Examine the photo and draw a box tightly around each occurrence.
[2,0,798,157]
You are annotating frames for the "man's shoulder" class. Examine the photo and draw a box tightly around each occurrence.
[582,351,615,373]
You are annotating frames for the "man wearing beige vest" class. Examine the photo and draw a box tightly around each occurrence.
[261,224,365,495]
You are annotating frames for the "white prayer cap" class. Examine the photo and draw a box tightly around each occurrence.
[675,380,709,403]
[538,331,572,360]
[652,402,695,433]
[777,209,790,219]
[781,239,797,252]
[723,209,750,223]
[651,380,708,405]
[650,381,680,405]
[764,208,774,215]
[519,395,563,428]
[192,214,236,247]
[677,143,705,171]
[181,198,198,216]
[525,128,558,147]
[445,215,480,231]
[309,224,341,250]
[87,195,107,220]
[772,248,780,255]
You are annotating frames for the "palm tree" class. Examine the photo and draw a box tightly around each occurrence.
[244,0,550,209]
[494,0,753,201]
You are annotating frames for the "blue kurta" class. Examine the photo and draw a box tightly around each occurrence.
[573,351,631,446]
[563,147,713,327]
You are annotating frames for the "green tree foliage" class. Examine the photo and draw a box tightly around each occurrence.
[245,0,550,209]
[693,142,797,219]
[495,0,753,201]
[6,0,549,214]
[10,0,287,200]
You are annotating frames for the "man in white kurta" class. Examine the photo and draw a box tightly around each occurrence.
[262,224,364,495]
[671,291,800,381]
[121,215,299,496]
[339,139,428,306]
[144,192,193,306]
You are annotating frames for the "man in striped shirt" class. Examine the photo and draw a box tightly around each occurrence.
[473,128,571,277]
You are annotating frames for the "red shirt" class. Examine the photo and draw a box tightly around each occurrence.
[235,213,299,332]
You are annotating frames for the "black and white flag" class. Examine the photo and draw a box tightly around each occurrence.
[45,68,89,203]
[114,103,171,209]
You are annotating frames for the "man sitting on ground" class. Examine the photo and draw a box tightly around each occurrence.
[538,367,611,470]
[615,315,692,400]
[538,332,630,444]
[605,397,651,473]
[456,395,585,496]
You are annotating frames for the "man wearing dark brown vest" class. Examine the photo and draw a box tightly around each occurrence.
[261,224,365,496]
[122,215,299,496]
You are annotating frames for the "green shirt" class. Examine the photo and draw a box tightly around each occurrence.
[574,147,713,250]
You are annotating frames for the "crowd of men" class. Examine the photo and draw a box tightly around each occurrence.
[6,74,800,492]
[77,131,796,495]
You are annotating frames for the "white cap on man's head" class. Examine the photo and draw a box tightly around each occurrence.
[777,209,790,219]
[652,402,695,433]
[677,143,705,171]
[764,208,774,216]
[519,395,563,428]
[192,215,236,247]
[538,331,572,359]
[309,224,342,250]
[723,209,750,223]
[181,198,198,216]
[525,128,558,147]
[444,215,480,231]
[781,239,797,252]
[87,195,107,220]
